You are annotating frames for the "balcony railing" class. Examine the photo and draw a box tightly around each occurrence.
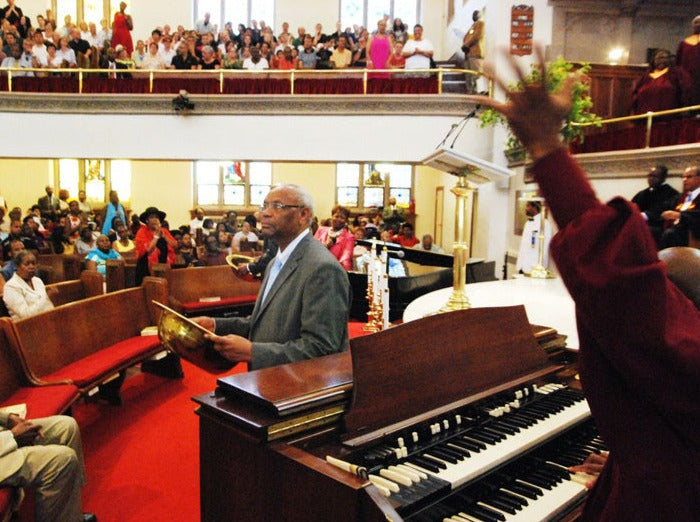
[0,67,484,96]
[571,105,700,154]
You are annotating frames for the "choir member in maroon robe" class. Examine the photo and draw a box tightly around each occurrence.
[632,48,691,114]
[469,49,700,521]
[676,15,700,105]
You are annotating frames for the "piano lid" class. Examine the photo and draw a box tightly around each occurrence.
[342,305,559,446]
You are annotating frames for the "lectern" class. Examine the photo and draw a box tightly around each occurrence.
[422,148,514,311]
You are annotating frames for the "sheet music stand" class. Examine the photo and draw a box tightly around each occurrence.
[422,149,514,311]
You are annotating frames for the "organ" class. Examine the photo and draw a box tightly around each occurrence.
[193,305,600,521]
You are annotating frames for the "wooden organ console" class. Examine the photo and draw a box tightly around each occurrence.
[193,305,600,521]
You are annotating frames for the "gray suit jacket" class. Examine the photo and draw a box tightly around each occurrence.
[215,233,350,370]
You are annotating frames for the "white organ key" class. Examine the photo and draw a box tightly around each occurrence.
[368,480,391,497]
[368,474,400,493]
[388,465,419,483]
[379,468,413,487]
[458,512,488,522]
[398,463,427,480]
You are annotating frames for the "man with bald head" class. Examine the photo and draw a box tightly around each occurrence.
[194,184,350,370]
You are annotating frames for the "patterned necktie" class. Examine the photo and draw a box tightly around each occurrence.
[261,258,283,304]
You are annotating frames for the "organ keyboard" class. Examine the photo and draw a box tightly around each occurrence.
[194,306,599,521]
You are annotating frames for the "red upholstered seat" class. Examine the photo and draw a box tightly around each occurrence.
[44,336,162,387]
[180,295,258,314]
[0,487,12,520]
[0,385,79,419]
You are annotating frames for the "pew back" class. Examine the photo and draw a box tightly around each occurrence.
[47,270,104,307]
[160,265,260,315]
[3,278,166,382]
[0,328,29,403]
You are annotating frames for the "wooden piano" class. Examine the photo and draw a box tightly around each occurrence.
[193,305,600,521]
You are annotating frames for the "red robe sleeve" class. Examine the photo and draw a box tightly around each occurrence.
[531,148,700,521]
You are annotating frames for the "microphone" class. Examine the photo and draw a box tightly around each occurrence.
[449,104,481,149]
[386,250,405,259]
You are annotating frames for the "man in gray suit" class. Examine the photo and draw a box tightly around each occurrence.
[194,184,350,370]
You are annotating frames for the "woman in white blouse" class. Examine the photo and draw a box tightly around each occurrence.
[3,251,55,320]
[231,220,258,252]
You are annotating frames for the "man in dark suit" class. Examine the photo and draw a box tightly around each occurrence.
[631,165,679,247]
[36,185,60,220]
[660,165,700,248]
[194,184,350,370]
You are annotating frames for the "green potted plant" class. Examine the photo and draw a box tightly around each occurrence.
[480,57,600,163]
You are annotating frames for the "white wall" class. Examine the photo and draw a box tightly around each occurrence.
[274,0,339,39]
[0,112,487,162]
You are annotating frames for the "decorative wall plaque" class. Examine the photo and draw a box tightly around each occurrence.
[511,5,534,56]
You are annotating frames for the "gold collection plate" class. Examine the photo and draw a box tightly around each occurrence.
[153,301,236,374]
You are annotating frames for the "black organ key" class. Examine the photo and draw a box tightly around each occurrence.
[407,456,441,473]
[425,448,460,464]
[466,431,499,445]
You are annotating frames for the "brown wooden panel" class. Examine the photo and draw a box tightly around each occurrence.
[585,63,646,119]
[343,306,553,439]
[0,327,28,402]
[198,407,394,522]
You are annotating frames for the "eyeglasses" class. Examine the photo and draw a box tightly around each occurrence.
[260,202,304,211]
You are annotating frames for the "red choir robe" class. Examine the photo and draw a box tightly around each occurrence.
[676,40,700,105]
[533,148,700,521]
[631,68,691,114]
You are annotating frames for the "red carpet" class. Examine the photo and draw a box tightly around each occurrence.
[73,360,246,522]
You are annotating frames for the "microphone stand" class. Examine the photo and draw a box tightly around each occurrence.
[449,104,480,149]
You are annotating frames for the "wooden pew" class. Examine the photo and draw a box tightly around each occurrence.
[47,269,104,307]
[0,326,80,520]
[1,277,168,401]
[104,258,137,292]
[36,253,87,284]
[154,265,260,317]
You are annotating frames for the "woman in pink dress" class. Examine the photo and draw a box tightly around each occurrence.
[111,1,133,56]
[367,19,392,79]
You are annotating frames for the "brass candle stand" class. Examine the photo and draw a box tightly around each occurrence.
[523,199,555,279]
[363,278,379,332]
[440,172,476,312]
